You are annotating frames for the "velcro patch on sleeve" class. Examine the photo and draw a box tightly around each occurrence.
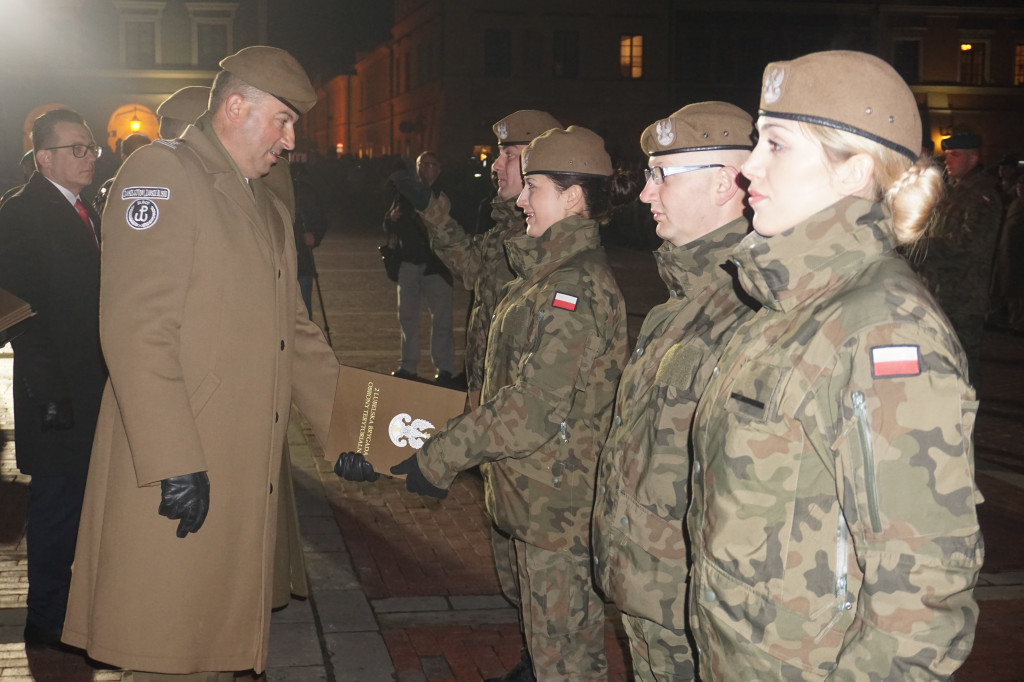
[121,186,170,200]
[552,292,578,311]
[870,345,921,378]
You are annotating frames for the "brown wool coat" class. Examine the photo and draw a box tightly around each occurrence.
[62,119,339,674]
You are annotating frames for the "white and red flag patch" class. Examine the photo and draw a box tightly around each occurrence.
[552,292,578,311]
[870,345,921,378]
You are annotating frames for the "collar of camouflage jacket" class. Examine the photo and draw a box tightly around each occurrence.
[730,196,893,312]
[505,214,600,276]
[654,216,750,299]
[490,196,527,234]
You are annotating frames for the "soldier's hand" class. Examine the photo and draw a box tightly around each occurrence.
[334,451,379,482]
[390,454,448,499]
[388,169,432,211]
[40,399,74,432]
[419,192,451,226]
[159,472,211,538]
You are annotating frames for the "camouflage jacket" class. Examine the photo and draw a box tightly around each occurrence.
[912,165,1002,319]
[591,217,755,630]
[422,196,523,396]
[690,197,984,680]
[418,216,627,554]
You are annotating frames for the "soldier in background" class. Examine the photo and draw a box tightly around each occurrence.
[911,130,1002,388]
[93,132,152,214]
[591,102,757,682]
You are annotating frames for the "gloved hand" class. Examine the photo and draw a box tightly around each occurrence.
[419,192,451,227]
[159,472,211,538]
[390,454,448,499]
[334,451,379,482]
[388,168,432,211]
[40,399,74,431]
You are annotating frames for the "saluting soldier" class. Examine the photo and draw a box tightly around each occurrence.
[62,46,340,681]
[591,102,757,682]
[690,51,983,679]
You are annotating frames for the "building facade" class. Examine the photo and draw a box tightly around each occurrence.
[303,0,1024,170]
[0,0,269,192]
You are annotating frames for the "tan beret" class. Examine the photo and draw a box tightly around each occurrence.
[758,50,920,161]
[492,110,562,147]
[521,126,612,177]
[156,86,210,124]
[641,101,753,156]
[219,46,316,115]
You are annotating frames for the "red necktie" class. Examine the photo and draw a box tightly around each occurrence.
[74,199,98,248]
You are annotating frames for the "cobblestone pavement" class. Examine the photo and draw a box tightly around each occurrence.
[1,217,1022,680]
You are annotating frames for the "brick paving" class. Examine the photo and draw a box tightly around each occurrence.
[0,219,1023,681]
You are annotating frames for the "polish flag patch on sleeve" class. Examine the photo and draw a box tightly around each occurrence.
[552,292,578,311]
[870,345,921,378]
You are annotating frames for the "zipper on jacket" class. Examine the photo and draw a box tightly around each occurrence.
[815,508,853,644]
[852,391,882,533]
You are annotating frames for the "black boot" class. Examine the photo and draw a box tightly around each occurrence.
[484,649,536,682]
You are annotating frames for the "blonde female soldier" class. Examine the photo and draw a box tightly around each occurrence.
[688,51,984,679]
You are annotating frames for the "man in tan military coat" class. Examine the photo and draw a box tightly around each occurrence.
[62,47,340,680]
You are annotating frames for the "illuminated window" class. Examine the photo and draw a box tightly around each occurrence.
[115,1,164,68]
[620,35,643,79]
[1015,44,1024,86]
[958,42,986,85]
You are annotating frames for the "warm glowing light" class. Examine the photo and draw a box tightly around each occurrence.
[130,119,141,132]
[961,43,973,51]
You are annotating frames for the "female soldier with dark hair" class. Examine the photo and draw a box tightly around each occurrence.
[338,126,628,682]
[688,51,984,680]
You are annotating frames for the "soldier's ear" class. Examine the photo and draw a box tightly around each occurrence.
[222,93,248,124]
[833,153,875,198]
[714,166,742,207]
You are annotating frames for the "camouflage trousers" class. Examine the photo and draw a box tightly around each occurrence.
[498,536,608,682]
[622,613,695,682]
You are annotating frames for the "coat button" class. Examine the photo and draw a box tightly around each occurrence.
[614,415,622,426]
[620,517,629,527]
[270,483,274,494]
[280,340,285,350]
[278,269,281,279]
[600,485,606,494]
[275,412,279,423]
[703,589,717,603]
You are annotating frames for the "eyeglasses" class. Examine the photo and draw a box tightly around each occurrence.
[42,144,103,159]
[644,164,724,185]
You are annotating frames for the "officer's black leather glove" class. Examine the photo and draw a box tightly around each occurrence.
[390,454,448,499]
[40,399,74,432]
[159,472,211,538]
[334,451,379,482]
[388,169,432,211]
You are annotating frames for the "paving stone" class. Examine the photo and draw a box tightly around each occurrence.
[324,631,395,682]
[449,595,512,611]
[271,596,314,625]
[303,552,360,589]
[265,621,323,667]
[313,589,377,633]
[373,596,449,614]
[265,666,328,682]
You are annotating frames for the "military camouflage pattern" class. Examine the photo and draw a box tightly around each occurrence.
[515,538,608,681]
[690,196,984,679]
[421,195,524,400]
[592,217,754,641]
[910,165,1002,386]
[418,215,627,554]
[622,613,696,682]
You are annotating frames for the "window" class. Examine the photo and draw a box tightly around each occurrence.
[186,3,237,68]
[620,34,643,79]
[553,30,579,78]
[485,28,512,78]
[1015,44,1024,86]
[893,39,921,85]
[958,42,986,85]
[115,1,165,68]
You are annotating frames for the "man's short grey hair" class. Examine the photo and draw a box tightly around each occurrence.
[209,71,267,114]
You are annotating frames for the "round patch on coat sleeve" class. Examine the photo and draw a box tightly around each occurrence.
[126,199,159,230]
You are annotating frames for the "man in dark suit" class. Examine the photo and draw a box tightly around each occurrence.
[0,108,107,647]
